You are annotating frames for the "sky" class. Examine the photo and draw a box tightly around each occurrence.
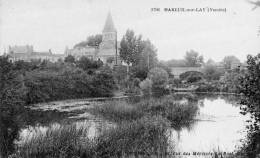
[0,0,260,62]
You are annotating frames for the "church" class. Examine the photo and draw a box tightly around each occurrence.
[7,12,120,65]
[65,12,120,65]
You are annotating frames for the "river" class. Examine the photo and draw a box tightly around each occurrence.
[18,93,249,155]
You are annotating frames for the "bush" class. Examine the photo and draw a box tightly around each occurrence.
[179,71,203,83]
[25,67,116,104]
[139,78,152,96]
[148,67,169,94]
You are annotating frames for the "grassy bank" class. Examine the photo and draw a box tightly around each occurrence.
[13,116,173,158]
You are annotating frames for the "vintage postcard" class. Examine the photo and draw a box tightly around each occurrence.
[0,0,260,157]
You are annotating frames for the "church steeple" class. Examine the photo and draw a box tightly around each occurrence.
[103,12,116,33]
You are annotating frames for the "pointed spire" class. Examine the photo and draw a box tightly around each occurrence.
[103,12,116,33]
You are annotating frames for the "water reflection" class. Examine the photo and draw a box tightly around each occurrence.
[171,95,249,152]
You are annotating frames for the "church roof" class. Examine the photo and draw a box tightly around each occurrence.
[102,12,116,33]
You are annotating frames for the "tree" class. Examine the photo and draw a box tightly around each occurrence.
[120,30,158,80]
[184,50,204,67]
[203,64,222,80]
[164,59,187,67]
[86,34,102,47]
[119,30,143,66]
[148,67,169,94]
[222,55,240,70]
[131,40,158,80]
[76,56,103,72]
[74,34,102,48]
[239,54,260,157]
[64,55,76,63]
[0,56,26,157]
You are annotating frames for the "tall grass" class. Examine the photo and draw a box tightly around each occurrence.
[89,101,143,122]
[90,95,199,128]
[13,116,174,158]
[136,96,198,128]
[94,115,173,157]
[15,124,94,158]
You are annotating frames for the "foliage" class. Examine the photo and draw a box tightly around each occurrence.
[119,29,143,65]
[74,34,102,48]
[90,95,198,128]
[222,55,240,70]
[139,78,152,96]
[195,81,222,92]
[179,71,203,83]
[86,34,102,47]
[15,116,172,158]
[184,50,204,67]
[76,56,103,73]
[64,55,76,63]
[106,56,114,64]
[203,64,223,80]
[91,66,117,97]
[119,30,158,80]
[163,59,187,67]
[221,68,244,93]
[95,116,171,157]
[239,54,260,157]
[136,96,199,128]
[0,56,26,157]
[16,124,93,158]
[90,101,143,122]
[148,67,169,93]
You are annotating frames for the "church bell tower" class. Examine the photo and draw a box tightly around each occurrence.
[98,12,118,64]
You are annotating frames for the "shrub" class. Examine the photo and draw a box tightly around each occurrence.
[148,67,169,94]
[179,71,203,83]
[139,78,152,96]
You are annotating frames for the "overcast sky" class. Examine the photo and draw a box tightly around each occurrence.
[0,0,260,62]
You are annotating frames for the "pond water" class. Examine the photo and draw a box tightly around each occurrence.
[18,93,249,154]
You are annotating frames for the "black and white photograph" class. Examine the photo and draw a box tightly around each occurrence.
[0,0,260,157]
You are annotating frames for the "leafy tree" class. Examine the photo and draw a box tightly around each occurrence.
[239,54,260,157]
[86,34,102,47]
[179,71,203,83]
[139,78,152,96]
[203,64,223,80]
[120,30,158,80]
[131,40,158,79]
[221,68,243,93]
[164,59,187,67]
[184,50,204,67]
[74,34,102,48]
[76,56,103,72]
[106,57,115,64]
[119,30,143,66]
[148,67,169,93]
[222,55,240,70]
[0,56,26,157]
[92,66,116,97]
[64,55,76,63]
